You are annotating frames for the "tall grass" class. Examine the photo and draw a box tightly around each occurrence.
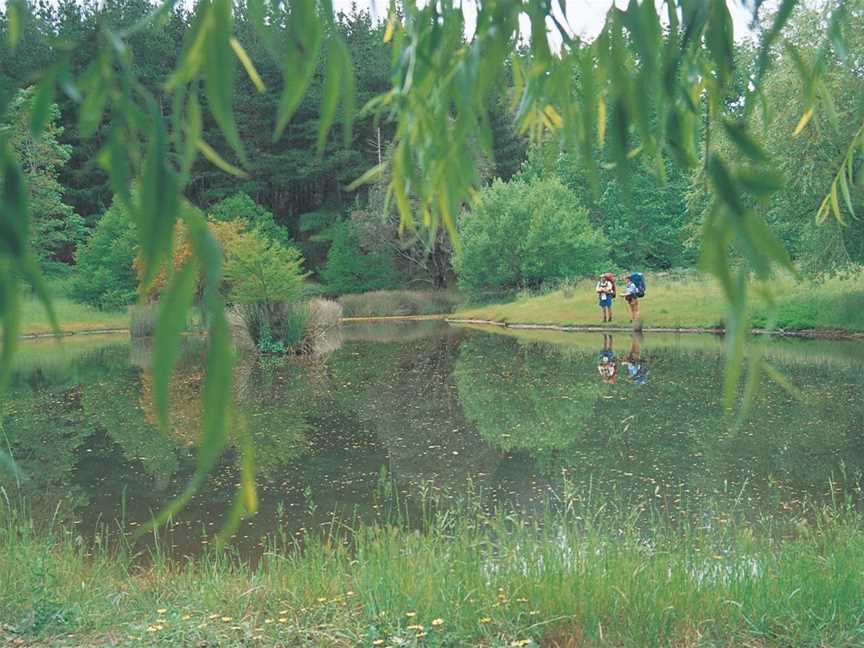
[3,488,864,647]
[339,290,463,318]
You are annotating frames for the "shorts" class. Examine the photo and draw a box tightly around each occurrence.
[599,295,613,307]
[625,294,638,303]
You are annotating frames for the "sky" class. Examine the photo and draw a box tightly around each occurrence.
[0,0,763,42]
[331,0,762,43]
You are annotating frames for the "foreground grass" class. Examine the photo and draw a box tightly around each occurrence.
[4,498,864,647]
[21,291,128,335]
[456,272,864,333]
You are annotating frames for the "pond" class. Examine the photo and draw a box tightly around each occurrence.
[3,322,864,557]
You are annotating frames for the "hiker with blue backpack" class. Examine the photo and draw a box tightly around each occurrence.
[624,272,646,325]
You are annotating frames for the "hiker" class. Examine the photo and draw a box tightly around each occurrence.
[623,272,645,326]
[597,334,617,384]
[595,272,616,323]
[624,332,648,385]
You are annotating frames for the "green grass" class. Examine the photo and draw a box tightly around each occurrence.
[21,284,128,336]
[457,271,864,333]
[4,493,864,647]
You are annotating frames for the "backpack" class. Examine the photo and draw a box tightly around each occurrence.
[630,272,646,298]
[603,273,617,297]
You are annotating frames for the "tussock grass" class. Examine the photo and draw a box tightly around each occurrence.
[339,290,463,318]
[3,493,864,647]
[457,271,864,333]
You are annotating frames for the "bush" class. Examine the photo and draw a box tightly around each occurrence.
[223,230,309,306]
[70,198,138,309]
[321,222,400,294]
[454,176,609,293]
[338,290,462,317]
[209,192,293,248]
[129,304,158,338]
[234,298,342,354]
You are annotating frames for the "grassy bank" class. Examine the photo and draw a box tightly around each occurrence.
[339,290,462,318]
[21,287,128,336]
[456,272,864,333]
[4,497,864,647]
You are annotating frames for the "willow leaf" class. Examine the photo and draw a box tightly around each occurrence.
[30,68,56,138]
[152,261,197,435]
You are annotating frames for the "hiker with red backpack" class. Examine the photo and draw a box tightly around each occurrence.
[596,272,616,322]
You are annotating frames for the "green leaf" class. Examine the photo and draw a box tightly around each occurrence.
[0,141,29,257]
[722,119,768,162]
[0,270,20,396]
[317,42,344,156]
[707,156,743,215]
[6,1,22,48]
[345,162,386,192]
[136,108,179,292]
[230,37,266,93]
[839,172,855,220]
[736,167,784,196]
[30,69,56,138]
[152,261,197,434]
[197,139,248,178]
[274,0,323,139]
[203,0,247,165]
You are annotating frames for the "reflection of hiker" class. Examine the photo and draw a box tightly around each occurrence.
[596,273,616,323]
[625,333,648,385]
[597,334,617,384]
[623,273,645,327]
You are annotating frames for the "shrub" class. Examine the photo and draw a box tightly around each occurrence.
[209,192,293,248]
[454,176,609,293]
[71,198,138,309]
[223,229,309,306]
[321,222,400,294]
[338,290,462,317]
[129,304,158,338]
[234,298,342,354]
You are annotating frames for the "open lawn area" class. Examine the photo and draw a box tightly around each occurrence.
[456,271,864,333]
[20,289,128,336]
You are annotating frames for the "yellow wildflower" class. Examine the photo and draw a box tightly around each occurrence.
[181,614,192,621]
[406,624,424,631]
[511,640,532,647]
[316,597,327,603]
[279,617,288,623]
[371,641,385,646]
[416,632,427,638]
[479,617,492,624]
[156,608,167,614]
[264,619,273,624]
[221,616,233,622]
[405,611,417,618]
[431,618,444,626]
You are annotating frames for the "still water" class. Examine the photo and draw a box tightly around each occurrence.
[3,322,863,556]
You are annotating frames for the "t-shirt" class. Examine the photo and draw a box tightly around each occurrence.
[597,280,613,297]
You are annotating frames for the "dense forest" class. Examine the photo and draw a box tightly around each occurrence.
[1,0,862,300]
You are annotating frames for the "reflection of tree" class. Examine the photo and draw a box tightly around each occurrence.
[81,347,180,489]
[455,335,603,452]
[327,330,504,495]
[233,357,311,479]
[2,383,92,516]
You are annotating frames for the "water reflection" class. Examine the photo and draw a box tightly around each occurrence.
[3,325,864,556]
